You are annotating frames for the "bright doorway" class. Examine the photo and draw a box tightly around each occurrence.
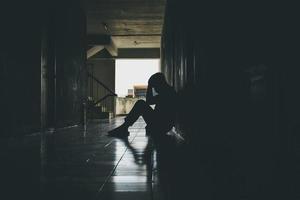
[115,59,160,97]
[115,59,160,115]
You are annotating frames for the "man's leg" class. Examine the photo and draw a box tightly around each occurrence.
[108,100,154,137]
[123,100,154,127]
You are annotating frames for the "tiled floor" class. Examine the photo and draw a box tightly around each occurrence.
[44,117,159,200]
[1,117,184,200]
[1,117,294,199]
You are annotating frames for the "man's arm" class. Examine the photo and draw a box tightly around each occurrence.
[146,84,158,105]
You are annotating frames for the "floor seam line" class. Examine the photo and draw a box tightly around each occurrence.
[96,132,139,196]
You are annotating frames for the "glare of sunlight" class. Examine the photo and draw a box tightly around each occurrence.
[115,59,160,97]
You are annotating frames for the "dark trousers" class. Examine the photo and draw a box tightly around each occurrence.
[124,100,155,127]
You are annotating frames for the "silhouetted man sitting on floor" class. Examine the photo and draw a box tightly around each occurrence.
[108,72,177,138]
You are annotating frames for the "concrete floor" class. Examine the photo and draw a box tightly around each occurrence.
[0,117,186,200]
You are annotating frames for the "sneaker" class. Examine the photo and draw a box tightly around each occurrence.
[107,126,129,138]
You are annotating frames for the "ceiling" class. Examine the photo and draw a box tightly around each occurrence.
[85,0,166,49]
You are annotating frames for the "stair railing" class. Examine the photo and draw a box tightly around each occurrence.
[86,65,117,119]
[87,71,117,107]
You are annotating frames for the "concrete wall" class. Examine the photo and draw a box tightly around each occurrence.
[87,59,115,113]
[115,97,142,115]
[161,1,300,199]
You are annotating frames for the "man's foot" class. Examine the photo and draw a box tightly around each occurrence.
[145,125,155,136]
[107,125,129,138]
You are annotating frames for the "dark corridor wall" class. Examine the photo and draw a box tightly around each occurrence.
[161,1,300,199]
[0,0,86,137]
[1,1,43,137]
[53,0,86,129]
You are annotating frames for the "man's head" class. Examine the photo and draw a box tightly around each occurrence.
[148,73,168,93]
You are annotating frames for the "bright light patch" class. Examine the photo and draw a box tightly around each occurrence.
[115,59,160,97]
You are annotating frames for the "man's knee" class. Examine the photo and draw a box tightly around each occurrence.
[134,99,149,112]
[135,99,147,107]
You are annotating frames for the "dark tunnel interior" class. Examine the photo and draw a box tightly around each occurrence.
[0,0,299,199]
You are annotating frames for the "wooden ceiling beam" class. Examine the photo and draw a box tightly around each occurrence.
[105,40,118,57]
[87,34,118,57]
[87,45,105,59]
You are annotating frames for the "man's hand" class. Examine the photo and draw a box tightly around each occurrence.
[146,84,156,105]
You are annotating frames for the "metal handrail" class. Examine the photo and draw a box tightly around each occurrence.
[87,71,117,97]
[93,94,117,106]
[81,65,117,126]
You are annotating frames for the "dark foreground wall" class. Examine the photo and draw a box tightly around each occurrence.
[161,1,300,199]
[53,0,86,128]
[0,0,86,137]
[1,1,43,137]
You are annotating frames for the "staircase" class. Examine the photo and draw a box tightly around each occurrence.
[87,98,113,119]
[86,67,117,120]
